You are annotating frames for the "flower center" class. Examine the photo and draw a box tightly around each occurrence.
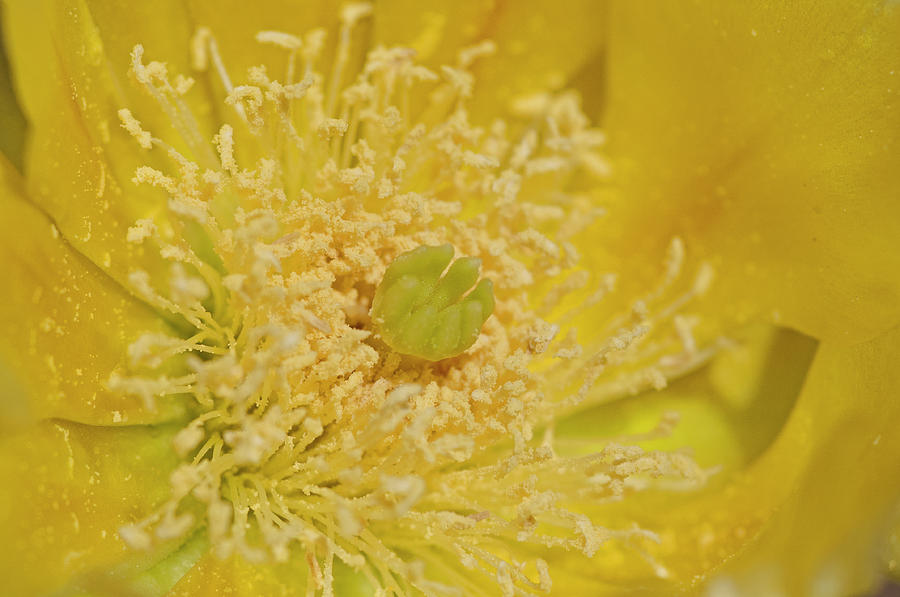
[110,4,715,594]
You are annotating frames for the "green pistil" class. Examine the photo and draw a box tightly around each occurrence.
[371,245,495,361]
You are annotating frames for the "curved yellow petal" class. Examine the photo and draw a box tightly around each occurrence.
[375,0,607,122]
[0,421,180,596]
[0,159,186,426]
[546,325,817,593]
[559,324,900,595]
[705,323,900,596]
[2,0,213,291]
[603,1,900,344]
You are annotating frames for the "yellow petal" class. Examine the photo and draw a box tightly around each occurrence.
[0,159,186,426]
[565,324,900,594]
[603,2,900,344]
[707,323,900,595]
[375,0,607,122]
[2,0,214,290]
[548,325,818,592]
[0,421,180,596]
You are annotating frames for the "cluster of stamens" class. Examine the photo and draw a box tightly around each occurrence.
[109,4,717,595]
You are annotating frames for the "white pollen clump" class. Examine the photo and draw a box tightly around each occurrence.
[117,108,153,149]
[213,124,236,173]
[126,332,184,369]
[119,524,152,550]
[316,118,349,139]
[109,12,717,597]
[156,511,195,540]
[169,263,209,305]
[189,27,212,71]
[255,30,303,50]
[172,422,205,458]
[125,218,157,243]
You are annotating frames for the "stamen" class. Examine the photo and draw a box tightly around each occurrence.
[130,45,219,168]
[326,3,373,118]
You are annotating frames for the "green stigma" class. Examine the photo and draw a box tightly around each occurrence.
[371,244,495,361]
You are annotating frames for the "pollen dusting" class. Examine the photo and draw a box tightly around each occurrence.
[111,5,714,595]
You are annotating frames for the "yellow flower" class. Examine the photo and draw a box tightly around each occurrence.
[1,2,899,596]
